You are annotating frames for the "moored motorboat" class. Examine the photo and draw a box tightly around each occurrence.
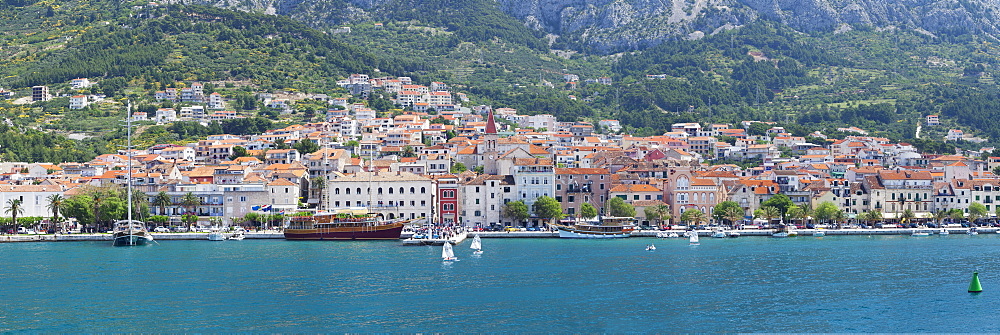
[912,231,931,237]
[208,229,226,241]
[813,231,826,237]
[939,229,949,235]
[711,229,727,238]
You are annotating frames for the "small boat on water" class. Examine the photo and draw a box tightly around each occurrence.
[554,216,635,239]
[668,232,680,238]
[646,244,656,251]
[711,229,727,238]
[772,231,790,238]
[939,229,950,235]
[689,232,700,245]
[968,227,979,236]
[812,231,826,237]
[229,231,245,240]
[207,228,226,241]
[470,234,482,254]
[912,231,931,237]
[442,241,457,261]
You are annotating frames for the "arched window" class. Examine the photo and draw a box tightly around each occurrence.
[388,188,393,194]
[677,177,690,190]
[421,187,426,194]
[378,187,383,194]
[335,188,340,195]
[356,187,362,195]
[399,187,404,194]
[346,188,351,195]
[410,187,416,194]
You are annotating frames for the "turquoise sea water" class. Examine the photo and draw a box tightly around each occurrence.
[2,234,1000,332]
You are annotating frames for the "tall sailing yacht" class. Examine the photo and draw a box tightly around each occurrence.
[112,102,154,247]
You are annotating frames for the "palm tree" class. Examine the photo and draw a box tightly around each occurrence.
[153,191,172,217]
[786,205,805,227]
[723,206,744,228]
[900,208,916,226]
[180,192,201,230]
[681,209,707,227]
[651,203,671,228]
[6,199,24,233]
[760,206,781,226]
[45,194,64,232]
[933,210,949,226]
[91,192,106,232]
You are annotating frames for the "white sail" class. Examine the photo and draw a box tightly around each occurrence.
[470,235,482,250]
[689,232,700,244]
[442,242,455,259]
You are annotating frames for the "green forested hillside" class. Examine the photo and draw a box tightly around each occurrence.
[4,0,1000,163]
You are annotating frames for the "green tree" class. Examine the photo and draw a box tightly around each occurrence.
[607,197,636,217]
[901,208,916,224]
[761,194,794,219]
[650,203,671,227]
[6,199,23,232]
[153,191,172,216]
[723,206,743,227]
[532,196,563,225]
[933,209,950,226]
[759,206,781,224]
[450,162,467,173]
[45,194,64,229]
[181,192,201,230]
[501,200,529,226]
[292,139,320,154]
[580,203,598,219]
[680,208,707,226]
[813,201,839,223]
[229,146,249,160]
[274,139,290,150]
[969,202,987,223]
[713,201,741,224]
[148,215,170,227]
[786,205,805,226]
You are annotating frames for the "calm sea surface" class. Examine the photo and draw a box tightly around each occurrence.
[2,234,1000,333]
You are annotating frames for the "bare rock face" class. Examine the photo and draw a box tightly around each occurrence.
[169,0,1000,53]
[496,0,1000,52]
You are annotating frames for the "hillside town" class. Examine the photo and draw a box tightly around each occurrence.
[9,74,1000,232]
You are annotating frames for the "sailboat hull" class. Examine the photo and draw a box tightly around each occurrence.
[113,234,152,247]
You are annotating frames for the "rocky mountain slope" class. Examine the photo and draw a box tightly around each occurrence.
[169,0,1000,53]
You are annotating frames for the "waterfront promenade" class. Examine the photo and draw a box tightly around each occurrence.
[1,227,995,242]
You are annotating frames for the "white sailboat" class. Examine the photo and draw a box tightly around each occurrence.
[689,231,700,245]
[470,234,482,254]
[442,241,457,261]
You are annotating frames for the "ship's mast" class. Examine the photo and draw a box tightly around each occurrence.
[126,101,134,243]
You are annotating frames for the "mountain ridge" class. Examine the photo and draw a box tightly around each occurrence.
[167,0,1000,53]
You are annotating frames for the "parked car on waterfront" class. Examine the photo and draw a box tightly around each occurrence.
[153,227,170,232]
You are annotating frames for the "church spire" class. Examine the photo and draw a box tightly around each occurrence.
[485,109,497,134]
